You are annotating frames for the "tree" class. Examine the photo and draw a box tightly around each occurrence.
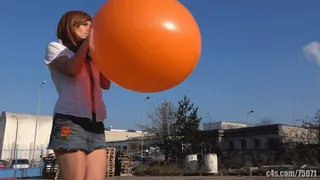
[138,96,202,163]
[280,110,320,165]
[139,100,177,160]
[301,110,320,162]
[174,95,202,156]
[257,118,274,125]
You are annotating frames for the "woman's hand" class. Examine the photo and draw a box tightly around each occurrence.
[100,73,111,90]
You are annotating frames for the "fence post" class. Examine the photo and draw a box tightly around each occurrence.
[14,147,18,178]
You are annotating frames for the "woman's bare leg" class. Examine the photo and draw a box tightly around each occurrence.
[55,150,87,180]
[85,149,106,180]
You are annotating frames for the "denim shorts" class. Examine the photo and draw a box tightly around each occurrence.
[47,113,107,152]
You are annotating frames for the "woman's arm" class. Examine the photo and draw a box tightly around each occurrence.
[47,39,89,77]
[100,73,111,90]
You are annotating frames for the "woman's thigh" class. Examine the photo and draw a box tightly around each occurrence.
[85,149,106,180]
[85,131,107,180]
[55,150,87,180]
[48,115,91,180]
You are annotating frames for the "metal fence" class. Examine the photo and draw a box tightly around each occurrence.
[1,144,52,164]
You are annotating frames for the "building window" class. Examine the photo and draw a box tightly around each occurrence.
[253,139,260,148]
[266,138,278,150]
[228,140,234,150]
[123,146,128,151]
[239,139,246,149]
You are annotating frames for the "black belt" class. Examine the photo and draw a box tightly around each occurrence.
[54,113,104,134]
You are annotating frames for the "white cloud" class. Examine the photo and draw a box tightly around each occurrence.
[303,41,320,65]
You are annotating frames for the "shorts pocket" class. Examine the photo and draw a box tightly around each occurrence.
[52,118,75,140]
[47,117,88,151]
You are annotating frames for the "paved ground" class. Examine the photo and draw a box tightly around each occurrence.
[106,176,318,180]
[24,176,319,180]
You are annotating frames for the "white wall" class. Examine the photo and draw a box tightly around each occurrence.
[106,139,142,152]
[203,121,247,130]
[0,111,53,161]
[0,111,146,161]
[279,125,319,144]
[105,130,142,142]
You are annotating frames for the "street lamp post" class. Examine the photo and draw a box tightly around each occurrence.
[12,115,19,177]
[141,96,151,157]
[245,110,255,126]
[31,80,46,166]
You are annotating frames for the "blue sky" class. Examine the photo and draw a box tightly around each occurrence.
[1,0,320,129]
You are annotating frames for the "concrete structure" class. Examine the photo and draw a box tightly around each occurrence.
[201,124,318,153]
[200,124,319,167]
[104,129,161,156]
[106,138,143,152]
[0,111,53,162]
[105,128,144,153]
[105,128,143,142]
[203,121,247,130]
[0,111,146,160]
[279,125,319,144]
[106,136,161,157]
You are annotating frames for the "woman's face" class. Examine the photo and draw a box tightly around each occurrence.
[74,21,91,39]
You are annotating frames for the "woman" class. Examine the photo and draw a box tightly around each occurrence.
[44,11,110,180]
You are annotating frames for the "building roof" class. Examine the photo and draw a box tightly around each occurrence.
[0,111,52,123]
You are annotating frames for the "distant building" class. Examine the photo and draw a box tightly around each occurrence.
[200,124,319,163]
[105,128,153,154]
[0,111,53,162]
[0,111,146,160]
[105,128,143,152]
[104,128,143,142]
[203,121,247,130]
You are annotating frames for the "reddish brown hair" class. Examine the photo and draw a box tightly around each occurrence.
[56,11,91,50]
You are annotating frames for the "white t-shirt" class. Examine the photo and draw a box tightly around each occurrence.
[44,39,106,122]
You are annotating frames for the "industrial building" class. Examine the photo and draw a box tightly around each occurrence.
[105,128,143,142]
[203,121,247,130]
[0,111,53,162]
[200,123,319,161]
[105,128,143,153]
[2,110,313,166]
[0,111,144,161]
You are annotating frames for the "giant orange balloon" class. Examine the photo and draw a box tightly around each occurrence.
[89,0,202,93]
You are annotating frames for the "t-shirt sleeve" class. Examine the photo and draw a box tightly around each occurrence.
[44,42,68,66]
